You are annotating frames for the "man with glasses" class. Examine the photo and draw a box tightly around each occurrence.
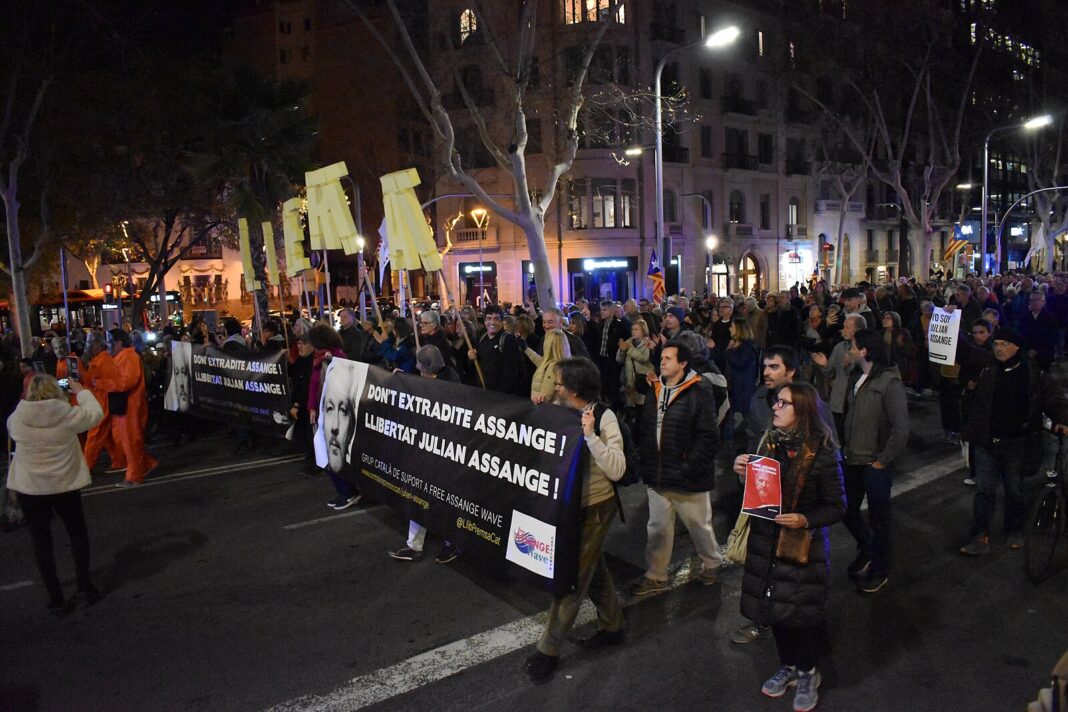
[417,310,455,371]
[468,304,525,395]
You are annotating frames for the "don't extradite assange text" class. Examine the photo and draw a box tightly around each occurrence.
[316,359,586,593]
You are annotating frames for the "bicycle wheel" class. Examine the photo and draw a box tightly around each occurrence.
[1024,487,1065,584]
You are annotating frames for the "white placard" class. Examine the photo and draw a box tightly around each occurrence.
[927,306,962,365]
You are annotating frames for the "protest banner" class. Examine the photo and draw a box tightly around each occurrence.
[927,306,962,365]
[742,456,782,520]
[163,341,292,436]
[313,359,586,593]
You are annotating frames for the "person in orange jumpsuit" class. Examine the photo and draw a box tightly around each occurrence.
[81,337,126,474]
[98,329,157,487]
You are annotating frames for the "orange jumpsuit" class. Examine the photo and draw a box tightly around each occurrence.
[83,351,125,471]
[97,347,157,483]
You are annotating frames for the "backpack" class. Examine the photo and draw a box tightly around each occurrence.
[593,403,642,524]
[702,368,731,426]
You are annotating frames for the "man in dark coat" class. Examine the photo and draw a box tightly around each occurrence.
[1016,290,1058,371]
[765,292,801,349]
[592,300,629,408]
[338,308,369,362]
[629,339,721,596]
[468,305,525,396]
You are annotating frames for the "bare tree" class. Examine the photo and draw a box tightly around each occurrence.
[346,0,625,308]
[794,1,981,279]
[1025,119,1068,272]
[814,119,874,286]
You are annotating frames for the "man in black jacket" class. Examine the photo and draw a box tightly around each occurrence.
[594,300,629,408]
[959,328,1068,555]
[630,339,722,596]
[468,305,526,395]
[338,309,369,362]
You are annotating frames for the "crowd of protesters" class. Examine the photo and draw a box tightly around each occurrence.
[5,269,1068,711]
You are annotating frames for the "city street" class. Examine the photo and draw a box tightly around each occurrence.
[2,391,1065,712]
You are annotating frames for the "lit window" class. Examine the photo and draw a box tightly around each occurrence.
[564,0,625,25]
[459,8,477,43]
[970,22,976,45]
[758,30,764,57]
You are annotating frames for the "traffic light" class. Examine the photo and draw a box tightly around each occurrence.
[104,283,114,304]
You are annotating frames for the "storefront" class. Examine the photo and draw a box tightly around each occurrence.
[458,261,497,306]
[779,245,815,289]
[566,257,637,303]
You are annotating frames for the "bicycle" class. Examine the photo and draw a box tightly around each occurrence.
[1024,432,1068,583]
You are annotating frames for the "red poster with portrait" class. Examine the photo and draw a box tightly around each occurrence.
[743,456,782,520]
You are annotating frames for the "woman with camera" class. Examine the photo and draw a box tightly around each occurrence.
[7,373,104,614]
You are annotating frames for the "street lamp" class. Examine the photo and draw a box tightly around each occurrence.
[705,235,718,296]
[470,207,490,307]
[355,235,367,321]
[654,24,739,296]
[981,113,1053,274]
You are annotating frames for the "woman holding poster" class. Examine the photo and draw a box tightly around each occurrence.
[732,382,845,712]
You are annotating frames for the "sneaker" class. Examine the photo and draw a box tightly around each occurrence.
[114,480,141,489]
[761,665,799,698]
[857,570,889,594]
[1006,533,1024,550]
[963,477,976,486]
[793,668,822,712]
[847,553,872,581]
[698,567,719,586]
[524,650,558,681]
[577,628,626,650]
[959,534,991,556]
[628,576,669,597]
[389,547,424,562]
[435,543,461,564]
[328,494,361,510]
[731,623,771,644]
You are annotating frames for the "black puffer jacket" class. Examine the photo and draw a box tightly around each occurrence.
[637,370,719,492]
[740,440,845,629]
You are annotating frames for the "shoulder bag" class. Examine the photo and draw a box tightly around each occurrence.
[774,444,818,566]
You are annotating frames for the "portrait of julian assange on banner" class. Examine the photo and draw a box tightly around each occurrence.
[927,305,962,365]
[314,359,587,593]
[163,341,292,436]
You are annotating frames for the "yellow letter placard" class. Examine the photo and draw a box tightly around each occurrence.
[261,221,280,286]
[305,162,362,255]
[238,218,261,292]
[282,197,311,275]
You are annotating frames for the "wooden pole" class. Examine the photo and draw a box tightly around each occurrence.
[437,270,484,388]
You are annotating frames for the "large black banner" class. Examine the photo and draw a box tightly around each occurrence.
[314,360,585,593]
[163,342,292,436]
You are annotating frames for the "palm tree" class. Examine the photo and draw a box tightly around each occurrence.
[186,65,318,330]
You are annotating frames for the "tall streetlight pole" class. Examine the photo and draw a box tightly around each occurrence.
[981,114,1053,274]
[654,25,740,289]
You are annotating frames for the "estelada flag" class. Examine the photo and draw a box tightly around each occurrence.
[648,250,665,303]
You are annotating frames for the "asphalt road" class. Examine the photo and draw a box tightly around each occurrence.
[1,392,1065,712]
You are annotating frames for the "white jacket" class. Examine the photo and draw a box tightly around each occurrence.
[7,390,104,496]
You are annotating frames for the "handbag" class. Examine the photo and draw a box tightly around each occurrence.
[108,391,129,416]
[724,512,750,565]
[774,444,816,566]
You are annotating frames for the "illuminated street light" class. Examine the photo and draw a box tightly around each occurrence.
[624,147,643,157]
[956,183,974,190]
[705,25,742,48]
[1024,114,1054,130]
[705,235,718,252]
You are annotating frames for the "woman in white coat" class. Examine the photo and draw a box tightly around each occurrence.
[7,373,104,613]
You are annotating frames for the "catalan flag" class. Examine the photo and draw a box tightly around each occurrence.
[648,250,665,304]
[943,224,969,262]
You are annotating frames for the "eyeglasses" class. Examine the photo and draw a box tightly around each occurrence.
[971,330,988,335]
[773,398,794,409]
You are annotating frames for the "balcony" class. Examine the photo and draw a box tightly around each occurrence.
[726,223,755,239]
[451,226,496,246]
[442,89,496,110]
[886,249,900,263]
[815,200,866,214]
[786,224,808,239]
[785,159,811,176]
[722,153,758,170]
[662,144,689,163]
[650,23,685,43]
[865,249,880,264]
[721,95,757,116]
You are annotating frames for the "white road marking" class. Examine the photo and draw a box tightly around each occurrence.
[82,455,304,497]
[0,580,33,592]
[282,506,384,530]
[266,452,968,712]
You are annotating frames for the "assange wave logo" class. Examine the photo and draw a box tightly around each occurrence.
[514,528,539,554]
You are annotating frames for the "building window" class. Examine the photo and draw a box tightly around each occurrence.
[758,133,773,164]
[866,229,874,252]
[757,30,765,57]
[301,46,310,61]
[279,21,291,34]
[699,68,712,99]
[304,17,312,31]
[616,47,631,85]
[569,179,589,229]
[700,126,712,159]
[459,8,477,44]
[620,180,637,228]
[729,190,745,224]
[526,119,542,154]
[760,194,771,230]
[279,49,287,64]
[592,179,618,228]
[664,190,677,223]
[701,190,714,229]
[788,197,800,225]
[564,0,626,25]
